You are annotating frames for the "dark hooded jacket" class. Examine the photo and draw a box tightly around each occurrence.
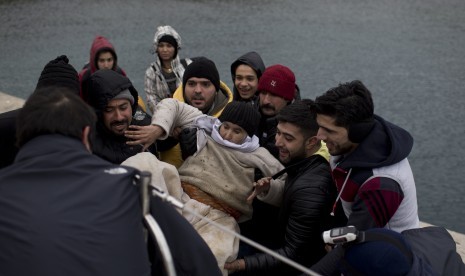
[88,69,175,164]
[230,51,265,105]
[330,115,419,232]
[79,36,126,102]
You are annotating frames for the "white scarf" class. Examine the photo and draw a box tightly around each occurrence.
[193,116,260,154]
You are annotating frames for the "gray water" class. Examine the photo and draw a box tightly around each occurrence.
[1,0,464,232]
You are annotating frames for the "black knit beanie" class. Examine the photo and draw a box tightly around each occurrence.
[182,57,220,92]
[158,35,178,49]
[218,101,261,137]
[36,55,80,95]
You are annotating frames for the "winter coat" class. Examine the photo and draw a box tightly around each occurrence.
[230,51,265,105]
[244,153,337,275]
[331,114,419,232]
[88,69,173,164]
[0,134,151,276]
[145,25,192,113]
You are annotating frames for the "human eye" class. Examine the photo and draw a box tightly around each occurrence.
[202,81,212,88]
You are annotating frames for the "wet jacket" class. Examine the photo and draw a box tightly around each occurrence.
[145,25,192,113]
[331,114,419,232]
[230,51,265,105]
[0,134,151,276]
[88,69,172,164]
[244,154,337,275]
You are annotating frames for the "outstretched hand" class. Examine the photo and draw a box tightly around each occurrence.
[124,124,165,151]
[247,177,272,204]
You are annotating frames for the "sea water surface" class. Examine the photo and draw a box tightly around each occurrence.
[1,0,464,232]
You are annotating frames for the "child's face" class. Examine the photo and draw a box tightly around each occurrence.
[219,122,248,144]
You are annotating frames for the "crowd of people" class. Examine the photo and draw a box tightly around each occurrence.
[0,25,463,276]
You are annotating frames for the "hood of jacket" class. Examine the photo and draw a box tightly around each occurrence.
[337,114,413,170]
[88,69,138,116]
[230,51,265,101]
[152,25,182,53]
[89,36,118,73]
[172,81,233,118]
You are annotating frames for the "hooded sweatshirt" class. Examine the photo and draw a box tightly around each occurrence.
[87,69,158,164]
[331,114,419,232]
[230,51,265,105]
[79,36,125,101]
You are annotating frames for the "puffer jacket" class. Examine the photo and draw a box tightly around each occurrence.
[244,154,337,275]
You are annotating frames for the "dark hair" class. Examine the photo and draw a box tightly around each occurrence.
[276,99,319,139]
[16,87,96,147]
[312,80,374,128]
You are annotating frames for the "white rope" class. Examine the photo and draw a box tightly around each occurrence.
[150,187,322,276]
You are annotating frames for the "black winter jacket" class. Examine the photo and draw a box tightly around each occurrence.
[244,154,338,275]
[88,69,176,164]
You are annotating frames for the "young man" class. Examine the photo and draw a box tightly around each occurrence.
[312,80,419,232]
[124,99,285,275]
[230,51,266,105]
[225,100,337,275]
[242,64,300,253]
[87,69,175,164]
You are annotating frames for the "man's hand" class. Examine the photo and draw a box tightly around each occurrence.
[124,125,165,151]
[224,259,245,273]
[247,177,272,204]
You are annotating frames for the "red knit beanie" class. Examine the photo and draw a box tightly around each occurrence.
[257,64,295,101]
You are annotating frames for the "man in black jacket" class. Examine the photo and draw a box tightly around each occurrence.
[226,100,339,275]
[0,88,221,276]
[88,69,176,164]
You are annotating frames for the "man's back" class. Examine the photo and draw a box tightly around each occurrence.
[0,134,151,276]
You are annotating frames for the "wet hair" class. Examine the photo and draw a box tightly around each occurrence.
[311,80,374,128]
[276,99,319,139]
[16,87,96,147]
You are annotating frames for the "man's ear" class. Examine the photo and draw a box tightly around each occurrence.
[82,126,92,153]
[305,136,318,151]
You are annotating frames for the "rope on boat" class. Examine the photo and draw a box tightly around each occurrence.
[148,180,322,276]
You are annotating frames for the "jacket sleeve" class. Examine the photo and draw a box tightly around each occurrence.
[144,65,158,114]
[244,164,334,274]
[151,98,204,140]
[348,177,404,230]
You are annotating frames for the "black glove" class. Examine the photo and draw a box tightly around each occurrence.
[179,128,198,159]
